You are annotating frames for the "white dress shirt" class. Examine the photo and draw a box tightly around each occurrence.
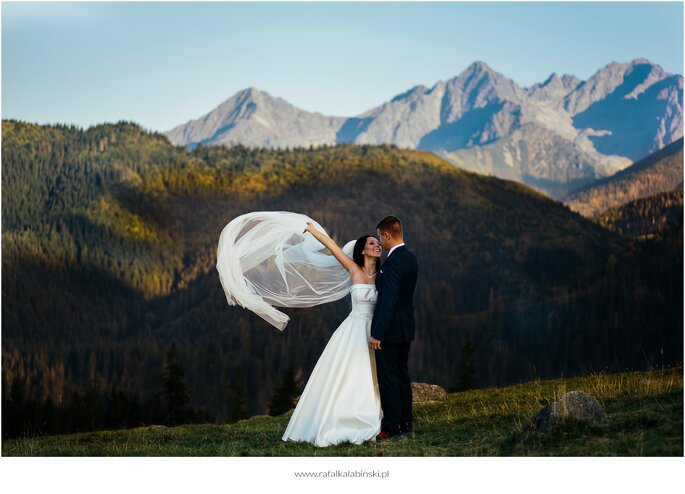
[386,242,405,259]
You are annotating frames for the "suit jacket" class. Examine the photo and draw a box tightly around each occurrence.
[371,245,419,343]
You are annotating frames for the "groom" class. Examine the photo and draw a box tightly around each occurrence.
[369,215,419,439]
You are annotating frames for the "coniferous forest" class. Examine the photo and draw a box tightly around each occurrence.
[1,120,682,438]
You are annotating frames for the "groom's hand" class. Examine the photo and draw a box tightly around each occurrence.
[369,337,382,350]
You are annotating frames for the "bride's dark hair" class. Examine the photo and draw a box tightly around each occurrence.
[353,235,381,271]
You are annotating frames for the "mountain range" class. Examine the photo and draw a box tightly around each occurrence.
[165,59,683,198]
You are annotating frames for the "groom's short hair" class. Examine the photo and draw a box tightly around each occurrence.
[376,215,403,238]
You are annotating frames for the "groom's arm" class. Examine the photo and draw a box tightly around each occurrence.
[371,260,402,342]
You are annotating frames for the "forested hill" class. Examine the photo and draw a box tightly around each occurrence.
[2,120,681,429]
[564,138,684,217]
[593,188,683,238]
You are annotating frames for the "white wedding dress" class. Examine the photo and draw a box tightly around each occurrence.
[282,284,382,447]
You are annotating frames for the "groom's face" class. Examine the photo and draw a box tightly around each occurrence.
[376,229,390,251]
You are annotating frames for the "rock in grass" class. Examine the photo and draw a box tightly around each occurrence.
[147,425,170,432]
[411,382,447,404]
[533,391,608,432]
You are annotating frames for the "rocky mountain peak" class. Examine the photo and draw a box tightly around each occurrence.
[564,59,672,115]
[527,72,582,102]
[560,74,582,89]
[464,60,495,74]
[541,72,560,86]
[164,59,682,198]
[455,60,509,86]
[391,85,429,103]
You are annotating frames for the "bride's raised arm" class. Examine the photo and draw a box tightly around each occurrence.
[304,222,359,275]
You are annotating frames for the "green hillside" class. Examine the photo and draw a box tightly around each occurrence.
[2,368,681,456]
[564,138,683,217]
[594,188,683,237]
[1,120,681,432]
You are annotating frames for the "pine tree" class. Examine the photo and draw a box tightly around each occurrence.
[83,386,105,431]
[2,377,23,438]
[127,393,143,428]
[160,343,190,425]
[269,367,298,416]
[104,385,129,430]
[457,340,477,391]
[227,366,249,422]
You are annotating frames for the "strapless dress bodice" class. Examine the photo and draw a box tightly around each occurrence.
[349,284,377,320]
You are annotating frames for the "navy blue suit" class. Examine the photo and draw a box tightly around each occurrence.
[371,245,418,432]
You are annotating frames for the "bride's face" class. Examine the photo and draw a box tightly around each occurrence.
[364,237,382,259]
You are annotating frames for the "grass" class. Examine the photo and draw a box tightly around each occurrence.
[3,367,682,456]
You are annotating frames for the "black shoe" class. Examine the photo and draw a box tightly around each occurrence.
[401,420,413,434]
[376,424,402,441]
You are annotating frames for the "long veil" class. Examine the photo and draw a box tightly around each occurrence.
[216,211,356,330]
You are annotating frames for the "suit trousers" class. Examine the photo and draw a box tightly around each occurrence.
[375,341,412,430]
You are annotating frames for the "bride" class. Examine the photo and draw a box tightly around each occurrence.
[215,212,382,446]
[281,222,382,446]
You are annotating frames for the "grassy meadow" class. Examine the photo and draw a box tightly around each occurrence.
[3,367,681,457]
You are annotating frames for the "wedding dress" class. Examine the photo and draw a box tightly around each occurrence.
[282,284,382,446]
[215,211,381,446]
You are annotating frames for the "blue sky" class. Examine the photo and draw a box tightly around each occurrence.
[2,1,683,131]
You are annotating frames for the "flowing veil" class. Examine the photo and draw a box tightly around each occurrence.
[216,211,356,330]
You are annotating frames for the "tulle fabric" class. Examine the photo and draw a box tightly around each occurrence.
[216,211,355,330]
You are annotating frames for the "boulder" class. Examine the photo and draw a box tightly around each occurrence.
[247,414,272,420]
[147,424,170,432]
[532,391,608,432]
[411,382,447,404]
